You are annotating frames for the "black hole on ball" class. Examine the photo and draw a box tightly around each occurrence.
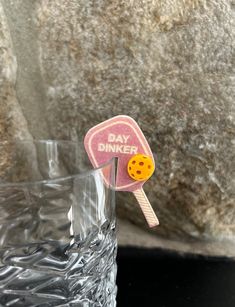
[132,161,136,165]
[139,162,144,166]
[136,170,141,174]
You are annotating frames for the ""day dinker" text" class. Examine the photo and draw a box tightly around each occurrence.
[97,133,137,154]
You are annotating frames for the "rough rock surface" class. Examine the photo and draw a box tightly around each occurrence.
[117,219,235,258]
[0,0,235,254]
[0,3,32,178]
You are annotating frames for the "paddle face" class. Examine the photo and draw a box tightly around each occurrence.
[84,115,155,192]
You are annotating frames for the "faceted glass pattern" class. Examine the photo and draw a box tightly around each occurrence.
[0,141,117,306]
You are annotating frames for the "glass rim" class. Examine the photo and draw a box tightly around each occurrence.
[0,139,115,188]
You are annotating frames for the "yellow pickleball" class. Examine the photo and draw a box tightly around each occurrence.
[127,154,155,181]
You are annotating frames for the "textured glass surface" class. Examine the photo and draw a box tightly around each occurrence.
[0,141,117,306]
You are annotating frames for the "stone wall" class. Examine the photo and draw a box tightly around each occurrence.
[0,0,234,255]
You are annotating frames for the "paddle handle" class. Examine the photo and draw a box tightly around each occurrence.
[133,188,159,228]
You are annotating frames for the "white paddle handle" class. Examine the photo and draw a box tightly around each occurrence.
[133,188,159,228]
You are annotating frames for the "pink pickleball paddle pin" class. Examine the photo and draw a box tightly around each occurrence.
[84,115,159,227]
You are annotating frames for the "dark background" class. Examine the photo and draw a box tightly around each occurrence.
[116,247,235,307]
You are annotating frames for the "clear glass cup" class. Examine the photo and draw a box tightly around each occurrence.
[0,140,117,306]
